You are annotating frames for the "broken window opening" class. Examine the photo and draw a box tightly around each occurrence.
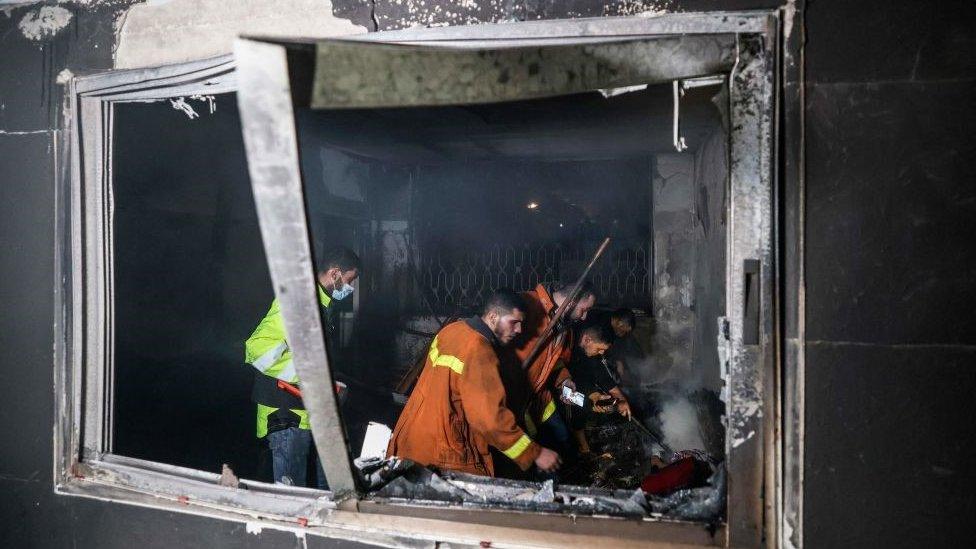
[236,20,775,545]
[294,73,731,521]
[55,12,779,548]
[295,83,731,500]
[111,93,266,477]
[56,56,347,523]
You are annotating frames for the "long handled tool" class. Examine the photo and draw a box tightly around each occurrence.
[277,379,303,398]
[591,372,677,457]
[276,379,347,401]
[627,415,676,456]
[520,237,611,371]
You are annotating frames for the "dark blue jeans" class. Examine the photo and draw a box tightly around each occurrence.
[536,412,574,481]
[267,426,328,490]
[539,412,573,455]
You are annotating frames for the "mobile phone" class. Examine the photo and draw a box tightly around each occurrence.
[561,385,585,407]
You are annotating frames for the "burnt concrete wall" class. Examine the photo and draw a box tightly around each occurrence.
[2,1,975,548]
[646,133,727,396]
[649,153,699,387]
[691,128,727,394]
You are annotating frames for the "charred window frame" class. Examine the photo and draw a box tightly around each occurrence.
[53,11,796,548]
[52,56,354,525]
[237,11,780,547]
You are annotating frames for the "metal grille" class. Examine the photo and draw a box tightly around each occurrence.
[419,239,652,312]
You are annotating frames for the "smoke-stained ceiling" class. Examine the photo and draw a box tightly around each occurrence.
[298,83,724,164]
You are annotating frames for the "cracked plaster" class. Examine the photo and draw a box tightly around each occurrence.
[114,0,367,69]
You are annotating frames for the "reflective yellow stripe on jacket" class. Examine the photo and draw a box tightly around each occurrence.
[541,399,557,422]
[428,336,465,374]
[502,434,533,459]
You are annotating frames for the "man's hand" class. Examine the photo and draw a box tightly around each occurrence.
[588,391,615,414]
[558,379,577,404]
[607,387,630,418]
[617,399,632,419]
[534,447,562,473]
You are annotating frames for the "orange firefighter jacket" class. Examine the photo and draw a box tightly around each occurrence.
[515,284,574,426]
[387,317,542,476]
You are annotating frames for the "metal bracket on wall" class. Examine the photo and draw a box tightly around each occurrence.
[673,80,688,152]
[674,75,726,152]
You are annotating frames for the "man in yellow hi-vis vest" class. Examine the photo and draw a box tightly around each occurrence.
[245,246,360,488]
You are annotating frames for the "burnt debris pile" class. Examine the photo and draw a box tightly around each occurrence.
[365,456,725,522]
[365,389,727,523]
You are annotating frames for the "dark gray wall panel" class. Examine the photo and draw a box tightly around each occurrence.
[0,483,371,549]
[804,0,976,83]
[801,2,976,544]
[0,132,56,483]
[804,342,976,548]
[805,80,976,345]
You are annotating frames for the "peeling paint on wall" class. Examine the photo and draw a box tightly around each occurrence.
[55,68,75,85]
[58,1,117,6]
[602,0,672,17]
[114,0,367,69]
[354,0,677,32]
[18,6,73,41]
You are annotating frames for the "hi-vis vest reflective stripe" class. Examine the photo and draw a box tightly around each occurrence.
[244,286,332,383]
[256,404,309,439]
[246,286,332,437]
[428,336,465,374]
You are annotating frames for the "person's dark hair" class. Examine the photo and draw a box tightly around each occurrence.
[580,322,614,345]
[610,307,636,328]
[482,288,526,316]
[551,279,596,300]
[317,246,361,274]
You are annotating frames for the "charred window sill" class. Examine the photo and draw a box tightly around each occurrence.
[363,466,725,522]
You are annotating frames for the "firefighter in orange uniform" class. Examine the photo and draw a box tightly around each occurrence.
[515,281,597,458]
[387,289,561,477]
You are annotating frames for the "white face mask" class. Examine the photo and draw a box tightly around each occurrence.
[331,274,354,301]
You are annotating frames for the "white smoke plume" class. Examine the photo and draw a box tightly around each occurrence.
[658,396,707,452]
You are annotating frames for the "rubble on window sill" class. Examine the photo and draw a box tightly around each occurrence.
[363,459,724,522]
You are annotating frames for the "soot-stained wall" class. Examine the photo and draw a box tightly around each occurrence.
[2,1,975,548]
[645,117,726,397]
[691,128,727,394]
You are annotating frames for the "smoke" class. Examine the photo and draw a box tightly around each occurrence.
[624,357,722,458]
[657,397,707,452]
